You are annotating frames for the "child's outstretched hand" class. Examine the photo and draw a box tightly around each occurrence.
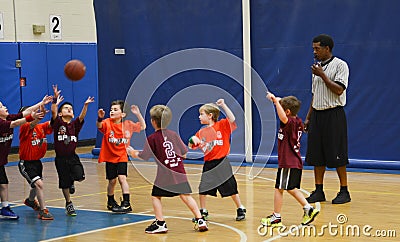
[130,105,140,115]
[98,108,105,118]
[84,96,95,105]
[216,99,225,106]
[42,95,53,105]
[126,146,139,158]
[32,109,45,120]
[56,95,64,105]
[52,85,61,98]
[267,92,281,103]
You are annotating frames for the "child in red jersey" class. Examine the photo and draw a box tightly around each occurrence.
[51,85,94,216]
[97,100,146,213]
[188,99,246,221]
[0,95,51,220]
[260,92,319,228]
[129,105,208,233]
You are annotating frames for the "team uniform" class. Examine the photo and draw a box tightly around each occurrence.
[18,121,52,187]
[195,118,238,197]
[275,116,304,191]
[98,118,141,178]
[51,116,85,189]
[138,129,191,197]
[306,56,349,168]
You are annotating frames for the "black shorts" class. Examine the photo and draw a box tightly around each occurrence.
[0,165,8,184]
[18,160,43,188]
[105,162,128,180]
[199,157,238,197]
[275,168,302,190]
[151,182,192,197]
[55,154,85,189]
[306,106,349,168]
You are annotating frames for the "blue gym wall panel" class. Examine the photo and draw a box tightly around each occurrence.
[0,43,21,147]
[250,0,400,164]
[94,0,245,158]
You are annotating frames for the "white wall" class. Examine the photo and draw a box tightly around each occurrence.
[0,0,96,42]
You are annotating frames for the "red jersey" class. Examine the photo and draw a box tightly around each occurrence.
[98,118,141,163]
[138,129,188,187]
[277,116,304,169]
[19,121,52,160]
[195,118,237,161]
[0,113,22,166]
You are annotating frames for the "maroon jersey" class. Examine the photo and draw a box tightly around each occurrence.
[139,129,188,187]
[277,116,304,169]
[51,116,84,157]
[0,113,22,166]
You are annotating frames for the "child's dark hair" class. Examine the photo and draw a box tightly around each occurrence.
[313,34,334,51]
[150,105,172,129]
[111,100,126,113]
[279,96,301,116]
[58,102,73,113]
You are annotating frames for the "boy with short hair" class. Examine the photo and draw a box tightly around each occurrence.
[96,100,146,213]
[188,99,246,221]
[18,103,60,220]
[51,85,94,216]
[129,105,208,233]
[0,95,51,219]
[261,92,319,227]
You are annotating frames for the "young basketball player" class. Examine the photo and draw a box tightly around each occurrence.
[188,99,246,221]
[97,100,146,213]
[260,92,319,227]
[0,95,51,220]
[128,105,208,233]
[51,85,94,216]
[18,103,60,220]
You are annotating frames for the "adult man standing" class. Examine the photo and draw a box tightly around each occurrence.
[304,34,351,204]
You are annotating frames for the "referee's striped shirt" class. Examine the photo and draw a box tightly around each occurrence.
[312,57,349,110]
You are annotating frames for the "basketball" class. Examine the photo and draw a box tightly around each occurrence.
[64,59,86,81]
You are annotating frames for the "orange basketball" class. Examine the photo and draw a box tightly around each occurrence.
[64,59,86,81]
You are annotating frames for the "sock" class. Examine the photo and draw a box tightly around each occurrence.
[107,195,115,203]
[239,205,246,209]
[2,201,9,208]
[315,184,323,191]
[273,212,281,218]
[340,186,348,192]
[123,193,130,202]
[304,204,312,210]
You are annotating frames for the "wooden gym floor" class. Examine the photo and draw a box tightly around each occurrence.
[2,146,399,241]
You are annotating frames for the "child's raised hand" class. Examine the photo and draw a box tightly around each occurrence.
[266,92,275,102]
[42,95,53,105]
[84,96,95,105]
[130,105,140,114]
[52,85,61,98]
[31,109,45,120]
[216,99,225,106]
[56,95,64,105]
[98,108,105,118]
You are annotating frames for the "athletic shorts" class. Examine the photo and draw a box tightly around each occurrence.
[151,182,192,197]
[18,160,43,188]
[275,168,302,190]
[306,106,349,168]
[105,162,128,180]
[55,154,85,189]
[0,165,8,184]
[199,157,238,197]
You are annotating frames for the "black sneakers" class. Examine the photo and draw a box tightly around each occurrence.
[306,190,326,203]
[145,220,168,234]
[236,208,246,221]
[332,191,351,204]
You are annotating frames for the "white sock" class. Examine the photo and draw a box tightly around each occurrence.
[304,204,312,210]
[2,201,9,208]
[239,205,246,209]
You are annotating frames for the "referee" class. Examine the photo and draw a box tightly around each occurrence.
[304,34,351,204]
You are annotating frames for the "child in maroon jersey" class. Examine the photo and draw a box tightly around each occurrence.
[0,95,51,220]
[260,92,319,227]
[128,105,208,233]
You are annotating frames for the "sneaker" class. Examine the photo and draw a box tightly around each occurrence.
[306,190,326,203]
[65,202,77,216]
[145,220,168,234]
[332,191,351,204]
[119,200,132,213]
[24,198,40,211]
[38,209,54,220]
[301,207,319,225]
[69,183,75,194]
[193,218,208,232]
[107,200,122,211]
[0,206,19,220]
[260,214,282,227]
[200,208,209,220]
[236,207,246,221]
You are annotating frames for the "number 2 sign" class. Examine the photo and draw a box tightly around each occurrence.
[50,15,62,40]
